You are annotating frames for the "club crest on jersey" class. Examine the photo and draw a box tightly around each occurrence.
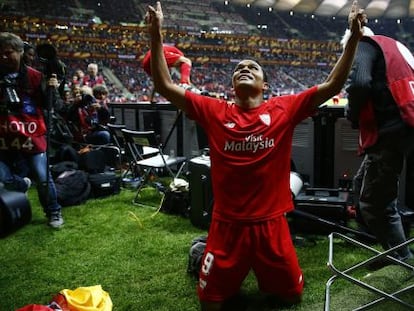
[259,114,271,126]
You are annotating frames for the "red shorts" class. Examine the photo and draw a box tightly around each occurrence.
[142,45,184,76]
[197,216,303,302]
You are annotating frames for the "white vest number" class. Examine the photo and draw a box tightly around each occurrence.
[0,137,34,151]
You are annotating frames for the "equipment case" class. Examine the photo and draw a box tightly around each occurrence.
[290,188,350,235]
[88,171,121,198]
[188,155,213,230]
[0,190,32,237]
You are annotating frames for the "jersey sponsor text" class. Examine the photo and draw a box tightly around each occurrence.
[224,134,275,153]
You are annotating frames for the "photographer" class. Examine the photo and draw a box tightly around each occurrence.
[64,85,111,146]
[0,32,64,228]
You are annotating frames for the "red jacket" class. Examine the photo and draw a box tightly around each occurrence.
[358,35,414,153]
[0,66,47,153]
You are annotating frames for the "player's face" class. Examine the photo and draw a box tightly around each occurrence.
[232,59,265,91]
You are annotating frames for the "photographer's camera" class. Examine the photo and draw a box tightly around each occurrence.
[0,78,21,112]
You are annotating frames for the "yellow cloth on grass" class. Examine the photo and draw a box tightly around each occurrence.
[60,285,112,311]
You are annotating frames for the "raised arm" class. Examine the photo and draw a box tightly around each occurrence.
[309,0,363,109]
[146,2,187,112]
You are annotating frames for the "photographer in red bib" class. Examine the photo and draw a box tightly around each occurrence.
[345,11,414,267]
[0,32,64,228]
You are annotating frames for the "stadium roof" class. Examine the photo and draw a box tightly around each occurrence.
[219,0,414,18]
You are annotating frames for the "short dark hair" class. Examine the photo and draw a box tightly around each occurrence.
[93,84,108,96]
[255,59,268,83]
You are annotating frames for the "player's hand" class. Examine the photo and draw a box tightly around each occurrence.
[348,1,364,39]
[146,1,163,35]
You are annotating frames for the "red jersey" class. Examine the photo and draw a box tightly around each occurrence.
[185,87,318,222]
[0,66,47,153]
[142,45,184,76]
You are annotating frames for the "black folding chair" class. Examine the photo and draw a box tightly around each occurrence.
[121,128,186,204]
[106,123,127,152]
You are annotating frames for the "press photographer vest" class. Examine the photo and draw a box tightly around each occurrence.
[73,106,94,142]
[0,66,47,153]
[358,35,414,152]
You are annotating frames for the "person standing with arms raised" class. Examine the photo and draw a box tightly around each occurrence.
[146,1,363,310]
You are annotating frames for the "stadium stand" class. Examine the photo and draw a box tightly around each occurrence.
[1,0,413,101]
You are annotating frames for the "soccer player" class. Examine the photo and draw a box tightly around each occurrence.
[142,44,198,102]
[146,1,363,310]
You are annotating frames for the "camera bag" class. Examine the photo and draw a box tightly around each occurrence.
[79,146,121,173]
[88,171,121,198]
[0,189,32,237]
[78,149,106,174]
[55,169,91,207]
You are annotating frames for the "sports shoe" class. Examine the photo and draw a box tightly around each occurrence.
[48,211,64,228]
[23,177,31,191]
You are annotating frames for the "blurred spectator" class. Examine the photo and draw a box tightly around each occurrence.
[72,68,85,86]
[93,84,110,108]
[61,86,73,106]
[22,41,36,67]
[82,63,105,88]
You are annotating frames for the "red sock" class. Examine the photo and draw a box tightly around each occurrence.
[180,63,191,84]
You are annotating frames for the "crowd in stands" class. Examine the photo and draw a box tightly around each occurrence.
[4,0,414,40]
[1,0,413,103]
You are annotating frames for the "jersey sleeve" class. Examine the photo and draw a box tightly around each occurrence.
[276,86,318,125]
[185,90,224,129]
